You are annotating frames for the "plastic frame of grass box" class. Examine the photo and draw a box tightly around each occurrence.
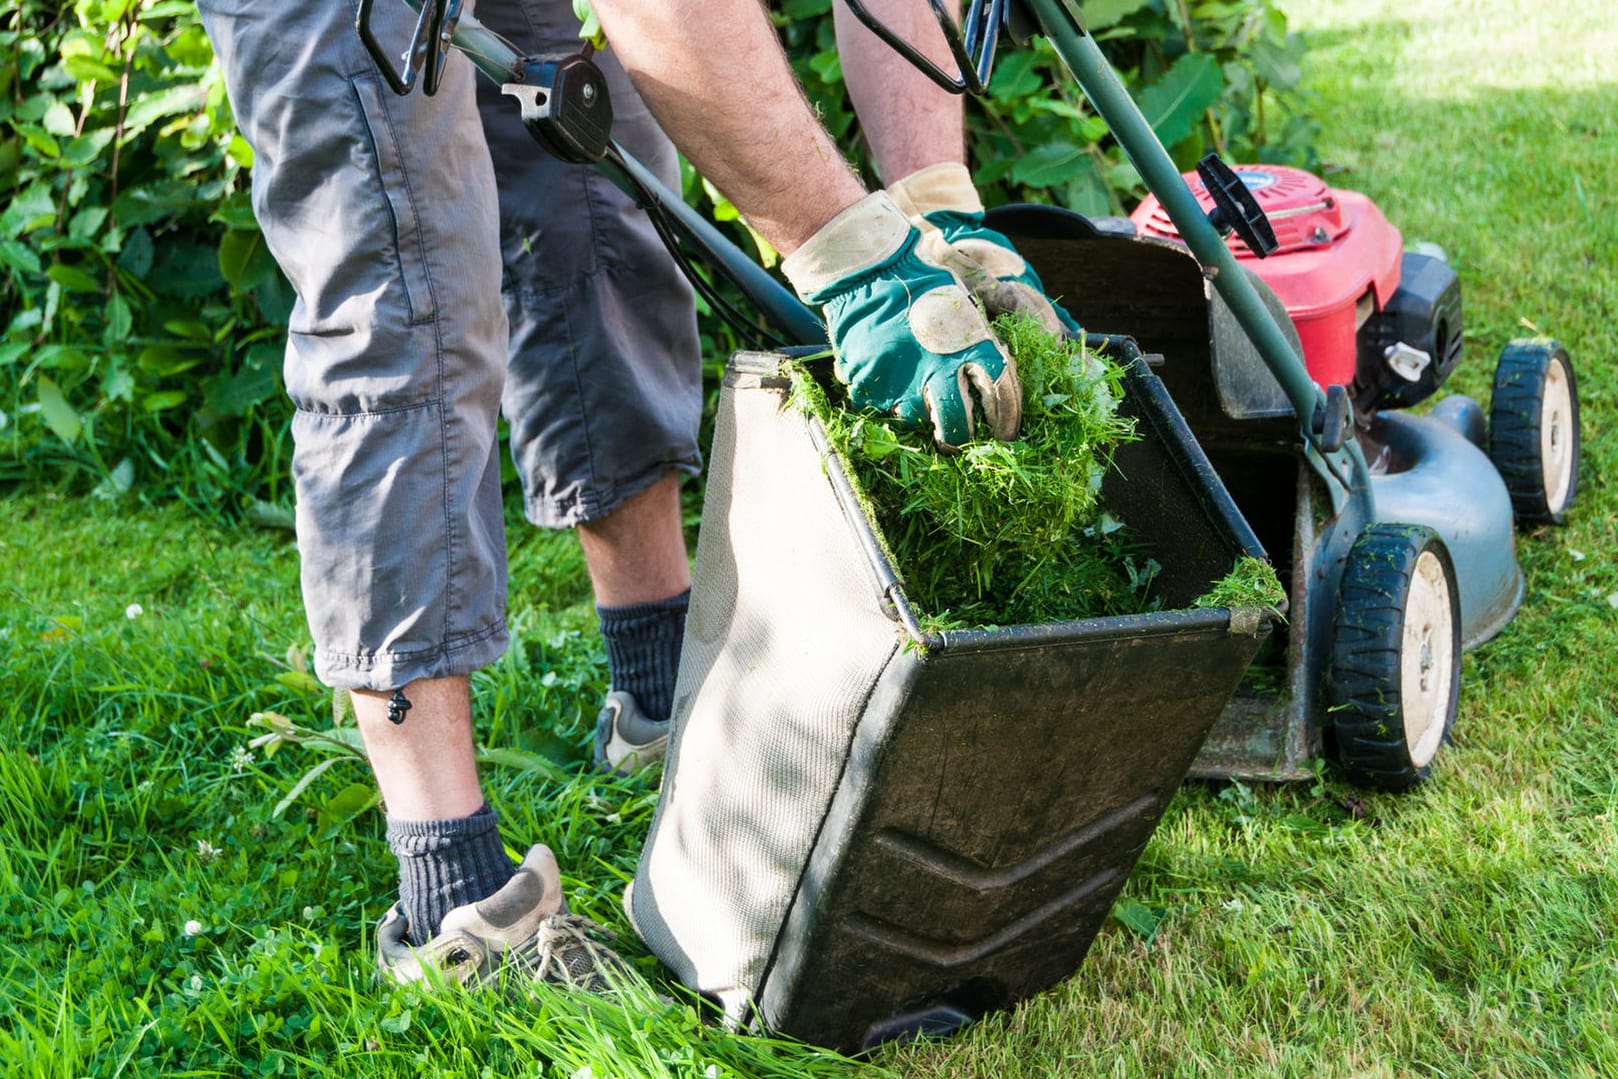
[628,337,1276,1054]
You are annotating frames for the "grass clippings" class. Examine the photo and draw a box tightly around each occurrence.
[792,312,1158,631]
[793,312,1281,631]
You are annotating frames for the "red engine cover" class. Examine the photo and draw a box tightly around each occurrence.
[1130,165,1404,387]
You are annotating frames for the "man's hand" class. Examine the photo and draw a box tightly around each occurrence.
[888,163,1081,338]
[782,192,1021,448]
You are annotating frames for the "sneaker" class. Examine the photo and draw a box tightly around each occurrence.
[376,844,629,992]
[592,690,669,775]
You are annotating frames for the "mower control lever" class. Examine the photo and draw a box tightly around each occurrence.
[839,0,1008,95]
[1196,154,1279,259]
[502,54,614,164]
[1312,384,1350,453]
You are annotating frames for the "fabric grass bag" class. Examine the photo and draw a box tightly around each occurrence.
[628,336,1277,1053]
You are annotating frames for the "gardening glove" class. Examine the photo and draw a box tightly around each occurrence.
[886,162,1081,337]
[573,0,607,50]
[782,191,1021,448]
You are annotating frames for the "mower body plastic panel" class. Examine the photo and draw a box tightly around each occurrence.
[1365,408,1524,648]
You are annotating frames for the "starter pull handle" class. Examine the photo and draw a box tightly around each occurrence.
[1197,154,1279,259]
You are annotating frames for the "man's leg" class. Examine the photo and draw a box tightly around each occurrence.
[475,0,703,763]
[198,0,544,956]
[576,473,690,609]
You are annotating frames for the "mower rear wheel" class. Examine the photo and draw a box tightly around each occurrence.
[1328,524,1461,792]
[1490,339,1580,526]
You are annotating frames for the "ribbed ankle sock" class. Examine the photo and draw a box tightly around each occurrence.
[385,803,514,946]
[597,589,690,724]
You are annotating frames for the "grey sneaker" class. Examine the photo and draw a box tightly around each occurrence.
[376,844,629,992]
[592,690,669,775]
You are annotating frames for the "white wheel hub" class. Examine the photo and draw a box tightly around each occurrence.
[1402,549,1456,768]
[1541,358,1574,512]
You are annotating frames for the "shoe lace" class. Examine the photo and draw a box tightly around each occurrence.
[519,913,625,989]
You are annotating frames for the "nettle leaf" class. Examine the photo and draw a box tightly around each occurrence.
[205,347,281,415]
[1248,33,1303,91]
[1010,141,1091,188]
[149,240,224,298]
[62,55,121,84]
[61,127,116,167]
[69,206,109,242]
[3,182,56,238]
[42,101,77,138]
[21,126,60,159]
[104,292,133,341]
[1062,156,1113,218]
[209,195,260,231]
[117,228,155,278]
[0,240,43,276]
[121,84,208,142]
[37,376,83,443]
[988,51,1045,99]
[218,228,275,291]
[1137,52,1224,149]
[48,264,104,293]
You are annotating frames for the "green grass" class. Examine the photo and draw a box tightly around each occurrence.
[4,0,1617,1074]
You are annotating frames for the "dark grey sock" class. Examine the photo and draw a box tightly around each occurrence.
[386,803,514,946]
[597,589,690,724]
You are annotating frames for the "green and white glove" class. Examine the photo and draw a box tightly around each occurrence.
[783,192,1022,448]
[573,0,607,49]
[887,162,1081,337]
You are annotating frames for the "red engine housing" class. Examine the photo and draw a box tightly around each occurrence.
[1130,165,1404,388]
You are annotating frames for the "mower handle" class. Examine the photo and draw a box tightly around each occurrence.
[356,0,463,95]
[838,0,1008,95]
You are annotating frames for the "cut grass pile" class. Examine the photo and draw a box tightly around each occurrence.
[794,313,1282,630]
[791,313,1150,628]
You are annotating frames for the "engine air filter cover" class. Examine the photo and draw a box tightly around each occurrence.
[1131,165,1404,387]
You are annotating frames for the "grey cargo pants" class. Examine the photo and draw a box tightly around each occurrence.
[198,0,702,689]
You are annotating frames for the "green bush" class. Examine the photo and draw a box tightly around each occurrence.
[1,0,1315,514]
[1,0,296,517]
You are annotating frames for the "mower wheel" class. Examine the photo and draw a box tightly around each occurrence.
[1490,339,1580,526]
[1327,524,1461,792]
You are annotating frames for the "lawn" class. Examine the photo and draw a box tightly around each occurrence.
[3,0,1615,1075]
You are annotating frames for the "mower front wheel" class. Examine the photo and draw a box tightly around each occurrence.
[1327,524,1461,792]
[1490,339,1580,526]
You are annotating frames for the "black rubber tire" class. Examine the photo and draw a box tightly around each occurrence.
[1489,339,1580,526]
[1327,524,1462,792]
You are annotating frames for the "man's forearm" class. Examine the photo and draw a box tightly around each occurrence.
[590,0,868,255]
[833,0,965,182]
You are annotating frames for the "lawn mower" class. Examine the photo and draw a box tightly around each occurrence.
[358,0,1582,1050]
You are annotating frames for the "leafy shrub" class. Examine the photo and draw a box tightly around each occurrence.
[1,0,296,517]
[1,0,1314,512]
